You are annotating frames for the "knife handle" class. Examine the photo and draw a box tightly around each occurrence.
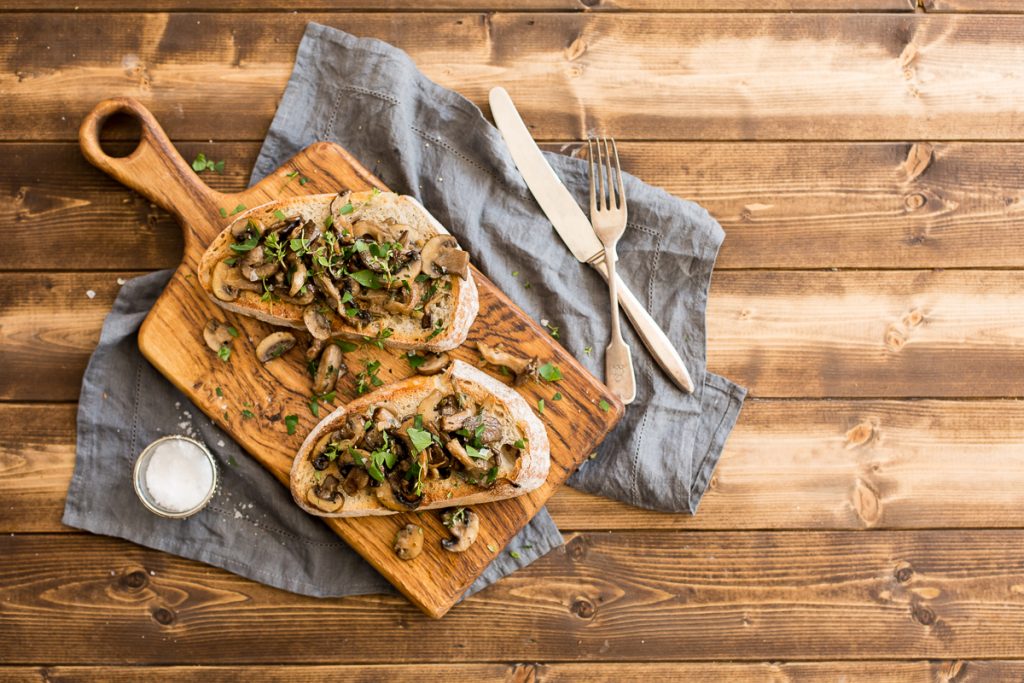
[589,257,696,394]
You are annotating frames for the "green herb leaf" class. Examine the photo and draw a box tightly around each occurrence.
[229,235,260,253]
[466,444,490,460]
[324,214,334,229]
[273,209,287,221]
[407,427,433,454]
[299,176,309,186]
[599,399,611,412]
[583,346,593,356]
[512,270,519,277]
[339,202,354,215]
[538,362,563,382]
[215,386,223,397]
[219,207,228,218]
[226,326,239,338]
[513,438,526,449]
[230,203,246,215]
[191,153,208,172]
[349,269,382,289]
[285,414,299,435]
[286,170,299,179]
[214,160,225,173]
[241,409,254,420]
[334,339,359,353]
[487,544,497,553]
[406,353,426,369]
[486,465,498,484]
[217,345,231,362]
[537,398,545,414]
[509,550,521,559]
[544,322,560,339]
[553,392,563,401]
[426,322,445,341]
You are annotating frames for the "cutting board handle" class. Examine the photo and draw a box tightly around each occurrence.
[80,98,225,247]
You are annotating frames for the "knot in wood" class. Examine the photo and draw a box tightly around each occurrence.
[895,561,914,584]
[911,603,936,626]
[571,597,596,619]
[904,193,927,210]
[568,537,587,561]
[121,569,149,590]
[152,607,176,626]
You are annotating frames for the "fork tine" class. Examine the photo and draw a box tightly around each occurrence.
[602,137,614,210]
[587,137,597,216]
[610,137,625,213]
[595,135,606,211]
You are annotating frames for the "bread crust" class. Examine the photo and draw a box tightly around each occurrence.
[290,360,550,518]
[196,192,478,352]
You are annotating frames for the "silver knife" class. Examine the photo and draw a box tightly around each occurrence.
[489,87,695,394]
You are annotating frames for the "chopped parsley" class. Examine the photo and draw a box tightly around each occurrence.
[241,409,255,420]
[583,346,593,356]
[425,322,446,341]
[191,152,225,174]
[599,399,611,412]
[509,550,521,559]
[349,269,383,289]
[308,390,337,417]
[226,326,239,338]
[466,444,490,460]
[537,398,545,414]
[407,427,433,454]
[544,322,560,339]
[284,414,299,435]
[273,209,287,222]
[487,544,497,553]
[538,362,563,382]
[334,339,360,353]
[364,327,393,350]
[444,507,468,528]
[217,345,231,362]
[215,386,223,397]
[229,234,259,253]
[406,353,426,369]
[230,203,246,216]
[219,207,228,218]
[513,438,526,449]
[355,360,384,395]
[553,392,563,401]
[338,202,354,215]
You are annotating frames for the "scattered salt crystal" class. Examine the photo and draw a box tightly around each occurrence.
[144,439,214,513]
[117,277,126,285]
[234,509,243,519]
[86,290,96,299]
[149,570,156,576]
[217,440,225,448]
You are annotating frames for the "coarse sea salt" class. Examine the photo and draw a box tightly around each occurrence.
[144,439,214,513]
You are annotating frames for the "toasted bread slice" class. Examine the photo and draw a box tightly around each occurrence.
[290,360,550,518]
[197,191,478,352]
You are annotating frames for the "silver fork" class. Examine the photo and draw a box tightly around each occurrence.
[588,137,637,404]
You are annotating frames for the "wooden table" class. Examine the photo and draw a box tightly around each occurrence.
[4,2,1024,680]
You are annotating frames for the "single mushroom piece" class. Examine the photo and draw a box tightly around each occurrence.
[375,472,423,511]
[445,438,488,474]
[305,337,325,362]
[289,259,308,297]
[420,234,464,279]
[303,304,333,341]
[313,344,345,394]
[255,331,296,363]
[440,408,474,433]
[393,524,424,561]
[441,508,479,552]
[433,248,470,279]
[461,413,503,444]
[415,352,450,376]
[203,320,234,353]
[416,390,443,427]
[314,274,344,312]
[373,406,401,432]
[306,475,343,513]
[475,341,539,386]
[211,261,240,302]
[342,465,370,496]
[392,252,422,284]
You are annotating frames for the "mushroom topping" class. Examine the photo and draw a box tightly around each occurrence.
[416,390,443,426]
[440,408,474,433]
[306,475,343,513]
[342,465,370,496]
[433,248,470,279]
[211,261,240,302]
[305,337,325,362]
[314,274,343,312]
[393,524,424,561]
[203,320,234,353]
[445,439,488,474]
[475,341,539,386]
[239,246,279,282]
[255,331,296,363]
[441,508,479,552]
[289,259,308,297]
[373,406,400,432]
[420,235,467,279]
[462,413,503,445]
[415,352,450,376]
[393,252,422,283]
[231,217,261,239]
[303,304,332,340]
[375,472,423,511]
[313,344,345,394]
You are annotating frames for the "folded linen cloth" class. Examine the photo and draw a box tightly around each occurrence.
[63,22,745,600]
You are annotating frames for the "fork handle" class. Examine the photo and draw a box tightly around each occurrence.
[589,255,696,394]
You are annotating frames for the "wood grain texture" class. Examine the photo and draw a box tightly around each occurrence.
[8,399,1024,534]
[74,99,621,617]
[7,141,1024,271]
[6,13,1024,142]
[1,660,1019,682]
[5,530,1024,662]
[0,1,918,10]
[7,269,1024,401]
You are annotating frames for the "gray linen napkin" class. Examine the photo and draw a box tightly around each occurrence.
[253,23,746,513]
[62,271,563,599]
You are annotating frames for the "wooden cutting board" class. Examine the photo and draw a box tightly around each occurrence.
[79,97,624,618]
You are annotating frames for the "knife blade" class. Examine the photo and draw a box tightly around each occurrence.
[489,87,695,394]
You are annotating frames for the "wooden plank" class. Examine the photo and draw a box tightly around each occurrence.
[1,661,1019,682]
[9,399,1024,533]
[924,1,1024,11]
[6,269,1024,401]
[8,141,1024,271]
[4,530,1024,661]
[5,13,1024,142]
[0,1,916,10]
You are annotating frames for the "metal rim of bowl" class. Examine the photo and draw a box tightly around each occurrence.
[132,435,218,519]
